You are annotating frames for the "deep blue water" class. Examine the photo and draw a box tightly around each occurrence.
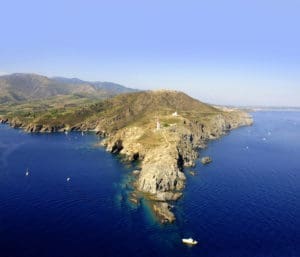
[0,111,299,257]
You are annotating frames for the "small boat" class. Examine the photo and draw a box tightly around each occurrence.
[25,168,29,176]
[67,177,71,182]
[182,238,198,245]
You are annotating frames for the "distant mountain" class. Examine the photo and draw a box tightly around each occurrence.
[92,82,139,94]
[52,77,137,95]
[51,77,87,85]
[0,73,138,103]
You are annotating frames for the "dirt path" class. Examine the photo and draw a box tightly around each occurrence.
[161,129,171,148]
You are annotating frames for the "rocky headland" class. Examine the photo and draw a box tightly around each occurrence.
[0,90,253,223]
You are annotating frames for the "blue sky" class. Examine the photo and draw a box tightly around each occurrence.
[0,0,299,106]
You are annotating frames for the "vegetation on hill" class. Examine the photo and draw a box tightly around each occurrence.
[0,73,138,104]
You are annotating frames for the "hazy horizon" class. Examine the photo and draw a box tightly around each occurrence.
[1,0,299,107]
[1,71,299,108]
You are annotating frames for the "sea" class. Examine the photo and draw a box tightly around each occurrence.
[0,111,299,257]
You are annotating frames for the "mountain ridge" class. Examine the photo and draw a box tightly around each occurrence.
[0,73,138,103]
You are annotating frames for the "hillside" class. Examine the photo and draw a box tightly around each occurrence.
[0,90,253,223]
[0,73,138,103]
[1,90,245,132]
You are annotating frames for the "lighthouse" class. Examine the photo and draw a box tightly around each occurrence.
[156,118,161,130]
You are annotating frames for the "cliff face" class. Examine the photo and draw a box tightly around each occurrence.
[1,90,253,223]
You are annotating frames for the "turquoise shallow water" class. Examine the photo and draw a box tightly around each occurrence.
[0,111,299,257]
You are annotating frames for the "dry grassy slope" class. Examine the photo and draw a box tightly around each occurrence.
[90,90,222,131]
[101,90,252,157]
[108,89,219,116]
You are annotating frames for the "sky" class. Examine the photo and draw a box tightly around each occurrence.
[0,0,299,106]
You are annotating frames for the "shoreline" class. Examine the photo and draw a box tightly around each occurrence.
[0,91,254,223]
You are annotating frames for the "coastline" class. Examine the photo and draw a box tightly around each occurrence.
[0,91,253,223]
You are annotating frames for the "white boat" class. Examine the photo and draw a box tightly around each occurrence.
[25,168,29,176]
[182,238,198,245]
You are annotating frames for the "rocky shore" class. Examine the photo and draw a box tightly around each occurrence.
[0,90,253,223]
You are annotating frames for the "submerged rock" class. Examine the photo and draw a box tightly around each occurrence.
[129,197,139,205]
[201,156,212,165]
[189,171,196,176]
[152,202,175,223]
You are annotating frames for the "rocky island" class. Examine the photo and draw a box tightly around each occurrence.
[0,76,253,223]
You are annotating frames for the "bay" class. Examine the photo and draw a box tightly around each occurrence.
[0,111,299,257]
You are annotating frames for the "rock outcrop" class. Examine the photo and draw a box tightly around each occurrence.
[0,118,8,124]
